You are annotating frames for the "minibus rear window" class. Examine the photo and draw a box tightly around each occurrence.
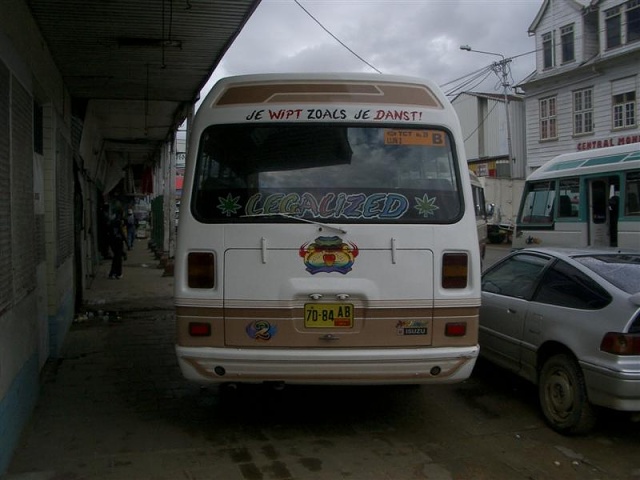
[191,124,463,224]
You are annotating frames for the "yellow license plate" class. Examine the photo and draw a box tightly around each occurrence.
[304,303,354,328]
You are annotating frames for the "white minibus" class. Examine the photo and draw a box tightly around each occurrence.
[513,143,640,250]
[469,170,488,261]
[175,73,481,386]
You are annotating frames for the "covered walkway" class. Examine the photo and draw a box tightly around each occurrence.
[5,244,190,479]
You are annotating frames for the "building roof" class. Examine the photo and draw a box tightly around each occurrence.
[452,91,524,104]
[22,0,261,170]
[528,0,593,34]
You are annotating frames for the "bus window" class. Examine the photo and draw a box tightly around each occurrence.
[193,125,462,224]
[626,172,640,216]
[557,179,579,218]
[520,181,555,225]
[471,182,487,218]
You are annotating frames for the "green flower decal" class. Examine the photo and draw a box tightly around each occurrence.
[414,194,439,217]
[217,193,242,217]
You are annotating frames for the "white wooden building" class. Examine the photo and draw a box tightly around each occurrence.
[522,0,640,173]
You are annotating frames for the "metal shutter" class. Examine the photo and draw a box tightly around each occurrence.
[56,130,73,266]
[11,76,36,301]
[0,60,11,310]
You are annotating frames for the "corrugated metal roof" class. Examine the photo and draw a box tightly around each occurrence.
[26,0,261,166]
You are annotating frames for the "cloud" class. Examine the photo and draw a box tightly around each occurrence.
[203,0,542,99]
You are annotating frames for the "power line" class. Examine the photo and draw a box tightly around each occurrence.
[293,0,382,74]
[293,0,539,97]
[464,100,499,142]
[440,64,495,88]
[444,67,494,97]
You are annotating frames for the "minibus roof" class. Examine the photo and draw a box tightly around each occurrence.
[527,143,640,182]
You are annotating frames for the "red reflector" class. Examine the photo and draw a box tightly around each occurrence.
[442,253,468,289]
[189,322,211,337]
[600,332,640,355]
[188,252,215,288]
[445,322,467,337]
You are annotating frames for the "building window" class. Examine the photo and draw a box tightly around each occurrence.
[573,88,593,135]
[613,91,636,128]
[561,24,575,63]
[606,6,622,49]
[628,0,640,43]
[542,32,554,68]
[540,96,557,140]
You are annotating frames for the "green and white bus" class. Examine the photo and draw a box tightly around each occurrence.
[513,143,640,250]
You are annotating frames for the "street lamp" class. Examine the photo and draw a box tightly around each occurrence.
[459,45,514,178]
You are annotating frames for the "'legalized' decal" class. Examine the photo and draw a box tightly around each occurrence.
[246,192,410,220]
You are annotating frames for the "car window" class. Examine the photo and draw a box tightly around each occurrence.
[574,254,640,294]
[533,260,612,309]
[482,253,550,299]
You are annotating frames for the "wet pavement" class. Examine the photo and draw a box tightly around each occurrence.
[4,242,181,479]
[4,243,640,480]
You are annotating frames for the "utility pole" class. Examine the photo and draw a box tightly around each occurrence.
[460,45,514,179]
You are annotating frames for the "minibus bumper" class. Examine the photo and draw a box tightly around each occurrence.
[175,345,479,385]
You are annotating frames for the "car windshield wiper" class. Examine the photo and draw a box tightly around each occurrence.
[241,213,347,234]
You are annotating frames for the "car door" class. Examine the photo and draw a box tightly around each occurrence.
[524,259,613,379]
[480,253,552,374]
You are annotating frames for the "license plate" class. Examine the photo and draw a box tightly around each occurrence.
[304,303,354,328]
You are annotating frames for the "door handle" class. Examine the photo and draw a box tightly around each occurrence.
[320,334,340,341]
[507,308,517,314]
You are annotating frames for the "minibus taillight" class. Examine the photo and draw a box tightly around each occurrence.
[442,253,468,289]
[189,322,211,337]
[600,332,640,355]
[188,252,215,288]
[445,322,467,337]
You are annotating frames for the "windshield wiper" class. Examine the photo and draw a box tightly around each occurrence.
[241,213,347,234]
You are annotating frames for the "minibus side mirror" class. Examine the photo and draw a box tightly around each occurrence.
[486,203,495,218]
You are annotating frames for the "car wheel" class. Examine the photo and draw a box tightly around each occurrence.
[538,353,597,435]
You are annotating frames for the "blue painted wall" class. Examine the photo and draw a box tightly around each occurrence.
[0,353,39,474]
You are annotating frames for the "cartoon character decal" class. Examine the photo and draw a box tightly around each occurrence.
[246,320,277,341]
[299,236,359,274]
[396,320,428,336]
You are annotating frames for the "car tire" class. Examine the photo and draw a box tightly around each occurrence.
[538,353,597,435]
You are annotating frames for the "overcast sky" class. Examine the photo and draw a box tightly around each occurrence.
[200,0,543,102]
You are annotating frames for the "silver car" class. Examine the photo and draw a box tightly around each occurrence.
[480,247,640,434]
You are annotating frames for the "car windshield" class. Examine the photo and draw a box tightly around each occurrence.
[573,254,640,294]
[191,124,462,224]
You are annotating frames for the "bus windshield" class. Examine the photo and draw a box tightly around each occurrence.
[192,124,462,224]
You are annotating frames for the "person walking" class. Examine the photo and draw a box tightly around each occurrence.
[125,208,137,250]
[108,211,127,279]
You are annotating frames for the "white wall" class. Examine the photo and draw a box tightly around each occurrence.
[0,0,76,473]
